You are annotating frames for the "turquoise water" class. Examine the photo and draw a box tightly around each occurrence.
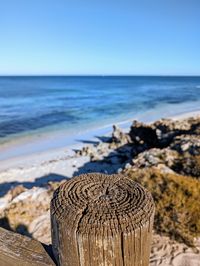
[0,76,200,143]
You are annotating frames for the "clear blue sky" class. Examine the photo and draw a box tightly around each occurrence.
[0,0,200,75]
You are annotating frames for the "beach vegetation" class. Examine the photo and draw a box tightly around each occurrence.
[124,167,200,246]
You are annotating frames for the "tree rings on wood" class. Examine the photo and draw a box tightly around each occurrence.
[51,173,155,266]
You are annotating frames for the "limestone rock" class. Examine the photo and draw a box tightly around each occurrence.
[29,211,51,244]
[171,135,200,155]
[129,120,158,147]
[111,125,131,145]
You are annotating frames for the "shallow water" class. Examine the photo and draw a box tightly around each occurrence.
[0,76,200,143]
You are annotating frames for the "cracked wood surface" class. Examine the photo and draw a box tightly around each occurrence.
[0,227,55,266]
[51,173,155,266]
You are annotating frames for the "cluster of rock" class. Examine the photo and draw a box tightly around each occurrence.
[75,116,200,177]
[0,116,200,251]
[130,117,200,148]
[128,118,200,176]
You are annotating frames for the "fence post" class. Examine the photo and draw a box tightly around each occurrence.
[0,227,55,266]
[50,173,155,266]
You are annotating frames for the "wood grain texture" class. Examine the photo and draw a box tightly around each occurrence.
[0,227,55,266]
[51,173,155,266]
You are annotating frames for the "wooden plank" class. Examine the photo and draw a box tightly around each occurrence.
[0,227,56,266]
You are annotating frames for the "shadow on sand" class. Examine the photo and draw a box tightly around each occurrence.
[0,173,69,197]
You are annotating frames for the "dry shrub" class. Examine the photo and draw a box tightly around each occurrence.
[124,167,200,246]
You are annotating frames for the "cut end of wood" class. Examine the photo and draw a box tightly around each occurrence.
[51,173,154,235]
[51,173,155,265]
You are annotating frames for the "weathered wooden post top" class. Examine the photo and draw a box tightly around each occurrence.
[51,173,155,266]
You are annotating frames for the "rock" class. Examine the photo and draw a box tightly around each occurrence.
[90,154,101,162]
[117,168,123,173]
[154,118,192,133]
[132,148,178,169]
[0,197,11,211]
[171,135,200,155]
[96,142,109,154]
[29,211,51,244]
[112,125,122,143]
[111,125,131,145]
[129,120,158,147]
[150,233,200,266]
[9,185,27,200]
[76,145,103,159]
[0,185,27,211]
[133,117,199,149]
[155,164,175,174]
[172,253,200,266]
[124,163,132,169]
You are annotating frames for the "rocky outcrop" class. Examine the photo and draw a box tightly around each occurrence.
[111,125,131,145]
[170,135,200,155]
[129,120,158,147]
[131,148,179,170]
[130,116,200,149]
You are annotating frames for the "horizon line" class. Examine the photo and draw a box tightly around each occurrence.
[0,74,200,77]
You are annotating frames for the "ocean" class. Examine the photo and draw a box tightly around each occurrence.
[0,76,200,144]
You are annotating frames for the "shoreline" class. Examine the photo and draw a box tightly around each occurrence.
[0,107,200,164]
[0,108,200,170]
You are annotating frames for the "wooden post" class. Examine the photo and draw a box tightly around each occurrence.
[51,173,155,266]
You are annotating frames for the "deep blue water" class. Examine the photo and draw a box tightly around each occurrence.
[0,76,200,142]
